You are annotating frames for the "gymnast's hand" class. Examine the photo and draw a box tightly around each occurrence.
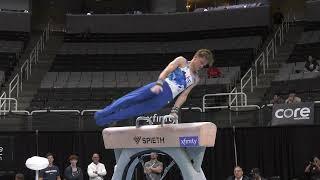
[170,112,178,121]
[150,84,163,94]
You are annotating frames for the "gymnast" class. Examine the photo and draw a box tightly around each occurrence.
[94,49,214,126]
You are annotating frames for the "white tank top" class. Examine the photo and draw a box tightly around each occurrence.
[165,63,197,99]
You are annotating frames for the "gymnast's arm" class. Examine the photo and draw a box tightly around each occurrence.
[158,56,186,80]
[151,56,186,94]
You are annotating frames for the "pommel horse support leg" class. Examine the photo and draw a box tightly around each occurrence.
[102,118,217,180]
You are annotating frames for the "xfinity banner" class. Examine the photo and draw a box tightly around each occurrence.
[271,102,314,126]
[144,108,179,124]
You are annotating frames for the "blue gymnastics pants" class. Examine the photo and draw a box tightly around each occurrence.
[94,82,173,126]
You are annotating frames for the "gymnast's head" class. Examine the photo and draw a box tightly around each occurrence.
[190,49,214,71]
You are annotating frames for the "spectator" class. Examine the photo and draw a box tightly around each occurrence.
[87,153,106,180]
[39,153,61,180]
[207,65,222,78]
[305,56,319,73]
[270,94,284,104]
[285,93,301,104]
[64,154,83,180]
[226,166,250,180]
[144,152,163,180]
[305,156,320,180]
[273,8,284,25]
[250,168,267,180]
[15,173,24,180]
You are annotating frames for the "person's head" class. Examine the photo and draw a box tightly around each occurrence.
[308,55,313,62]
[92,153,100,164]
[191,49,214,71]
[251,168,261,178]
[233,166,243,178]
[15,173,24,180]
[273,94,279,100]
[45,153,54,165]
[313,156,320,166]
[69,154,78,166]
[288,93,296,99]
[150,152,158,160]
[234,166,243,179]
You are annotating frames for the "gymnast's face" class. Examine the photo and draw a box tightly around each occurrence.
[193,56,208,71]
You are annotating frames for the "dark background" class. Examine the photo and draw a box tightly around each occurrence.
[0,125,319,180]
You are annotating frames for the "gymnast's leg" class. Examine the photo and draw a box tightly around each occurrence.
[95,83,172,126]
[94,82,157,120]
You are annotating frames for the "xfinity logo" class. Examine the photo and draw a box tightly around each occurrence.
[133,136,165,144]
[0,146,3,161]
[145,114,174,123]
[179,136,199,147]
[275,107,311,120]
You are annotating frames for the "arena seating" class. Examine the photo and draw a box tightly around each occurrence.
[30,66,240,110]
[52,49,254,72]
[64,26,268,42]
[287,30,320,63]
[304,21,320,32]
[28,24,268,111]
[268,30,320,102]
[0,31,29,42]
[0,40,24,79]
[0,30,29,81]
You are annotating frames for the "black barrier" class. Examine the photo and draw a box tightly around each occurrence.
[66,6,270,34]
[1,126,320,179]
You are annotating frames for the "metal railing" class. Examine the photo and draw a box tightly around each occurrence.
[181,107,203,112]
[254,52,265,86]
[80,107,203,116]
[240,68,253,93]
[30,109,81,116]
[202,92,248,112]
[229,87,239,107]
[0,92,19,115]
[265,39,275,68]
[0,92,7,115]
[8,74,19,109]
[1,23,51,111]
[236,11,291,106]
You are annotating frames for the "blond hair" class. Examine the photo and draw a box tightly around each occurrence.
[194,49,214,66]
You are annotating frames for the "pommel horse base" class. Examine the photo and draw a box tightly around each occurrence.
[102,116,217,180]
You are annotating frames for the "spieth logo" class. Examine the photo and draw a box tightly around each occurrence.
[133,136,142,144]
[179,136,199,147]
[0,146,3,161]
[133,136,165,144]
[275,107,311,120]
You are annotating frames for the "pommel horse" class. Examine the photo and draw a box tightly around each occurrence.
[102,115,217,180]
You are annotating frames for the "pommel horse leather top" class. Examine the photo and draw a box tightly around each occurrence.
[102,122,217,149]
